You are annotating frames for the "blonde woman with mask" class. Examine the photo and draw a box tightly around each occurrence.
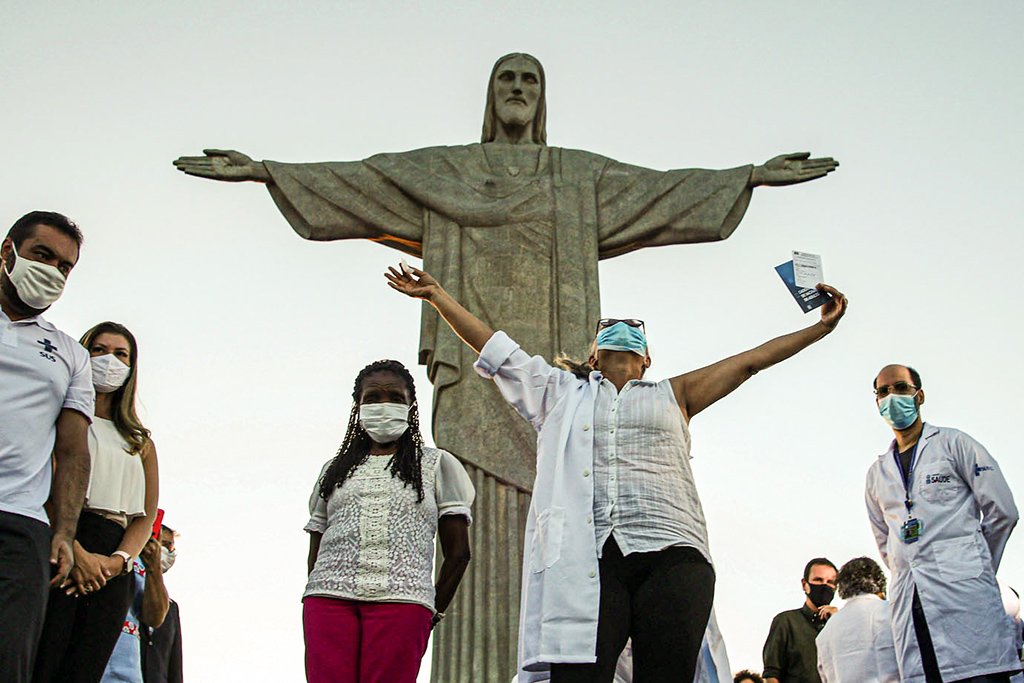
[388,265,846,683]
[34,322,159,683]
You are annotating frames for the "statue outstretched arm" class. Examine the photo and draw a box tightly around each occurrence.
[670,283,848,419]
[173,149,272,183]
[386,264,494,354]
[750,152,838,187]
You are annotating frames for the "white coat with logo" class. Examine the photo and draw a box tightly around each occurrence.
[864,423,1019,682]
[474,331,607,681]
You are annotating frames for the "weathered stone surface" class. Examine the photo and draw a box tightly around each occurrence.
[173,52,836,683]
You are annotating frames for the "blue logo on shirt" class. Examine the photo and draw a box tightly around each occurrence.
[36,338,57,363]
[976,465,994,476]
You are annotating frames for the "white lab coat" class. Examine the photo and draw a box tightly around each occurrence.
[475,331,604,681]
[864,423,1019,683]
[815,594,898,683]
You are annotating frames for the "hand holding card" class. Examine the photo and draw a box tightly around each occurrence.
[776,254,833,313]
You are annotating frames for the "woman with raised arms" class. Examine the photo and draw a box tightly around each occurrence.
[387,265,846,683]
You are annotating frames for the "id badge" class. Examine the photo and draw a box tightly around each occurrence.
[900,518,923,544]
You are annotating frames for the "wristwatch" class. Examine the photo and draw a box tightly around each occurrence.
[112,550,132,575]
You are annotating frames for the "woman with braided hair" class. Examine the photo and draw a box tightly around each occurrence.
[302,359,475,683]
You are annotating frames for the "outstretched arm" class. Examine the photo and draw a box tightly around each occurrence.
[173,149,272,183]
[750,152,839,187]
[385,265,493,354]
[671,284,847,419]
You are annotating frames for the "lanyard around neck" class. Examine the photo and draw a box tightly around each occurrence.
[893,442,919,515]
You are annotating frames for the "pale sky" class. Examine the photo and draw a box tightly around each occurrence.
[3,2,1023,680]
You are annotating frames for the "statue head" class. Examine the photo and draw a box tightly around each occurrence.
[481,53,547,145]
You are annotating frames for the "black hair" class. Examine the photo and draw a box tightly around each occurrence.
[803,557,837,582]
[734,671,764,683]
[836,556,887,599]
[873,365,922,391]
[318,360,425,502]
[7,211,83,248]
[555,354,594,379]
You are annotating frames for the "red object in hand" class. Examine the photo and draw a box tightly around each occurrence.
[151,508,165,540]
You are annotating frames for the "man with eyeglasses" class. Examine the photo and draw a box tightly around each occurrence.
[865,365,1019,683]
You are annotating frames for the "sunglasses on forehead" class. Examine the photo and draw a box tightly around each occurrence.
[596,318,646,334]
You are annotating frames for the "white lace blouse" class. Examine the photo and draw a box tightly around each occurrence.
[303,447,474,611]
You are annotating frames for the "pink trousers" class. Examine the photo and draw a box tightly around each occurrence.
[303,596,433,683]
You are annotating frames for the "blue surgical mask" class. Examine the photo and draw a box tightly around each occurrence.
[878,393,919,430]
[596,322,647,356]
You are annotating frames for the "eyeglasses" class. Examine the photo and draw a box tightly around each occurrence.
[596,318,646,334]
[874,381,918,398]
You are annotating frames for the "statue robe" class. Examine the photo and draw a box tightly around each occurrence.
[265,143,753,490]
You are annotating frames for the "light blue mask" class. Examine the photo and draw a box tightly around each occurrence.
[878,393,919,430]
[596,322,647,356]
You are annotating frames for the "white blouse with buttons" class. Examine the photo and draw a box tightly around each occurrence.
[304,446,474,611]
[591,376,710,562]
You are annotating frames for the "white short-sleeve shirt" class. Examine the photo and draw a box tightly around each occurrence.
[304,446,474,611]
[0,310,94,523]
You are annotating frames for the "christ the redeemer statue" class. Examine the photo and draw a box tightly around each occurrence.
[174,53,837,682]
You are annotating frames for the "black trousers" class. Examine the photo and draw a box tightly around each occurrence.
[33,512,134,683]
[912,588,1015,683]
[0,511,52,683]
[551,538,716,683]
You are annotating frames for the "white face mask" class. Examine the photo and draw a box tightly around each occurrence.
[2,247,67,310]
[160,546,176,573]
[90,353,131,393]
[358,402,411,443]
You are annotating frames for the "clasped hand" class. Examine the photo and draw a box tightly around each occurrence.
[63,546,119,597]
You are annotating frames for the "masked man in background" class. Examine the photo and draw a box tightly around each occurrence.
[762,558,838,683]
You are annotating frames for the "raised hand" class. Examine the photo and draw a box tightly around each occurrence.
[385,262,494,353]
[816,283,848,330]
[750,152,839,187]
[140,538,161,573]
[172,149,271,183]
[385,263,443,301]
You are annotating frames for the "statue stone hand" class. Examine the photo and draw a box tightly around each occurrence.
[172,149,271,183]
[750,152,839,187]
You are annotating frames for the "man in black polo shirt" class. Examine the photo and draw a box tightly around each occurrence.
[762,558,838,683]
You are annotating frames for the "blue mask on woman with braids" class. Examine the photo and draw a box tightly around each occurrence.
[318,360,427,502]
